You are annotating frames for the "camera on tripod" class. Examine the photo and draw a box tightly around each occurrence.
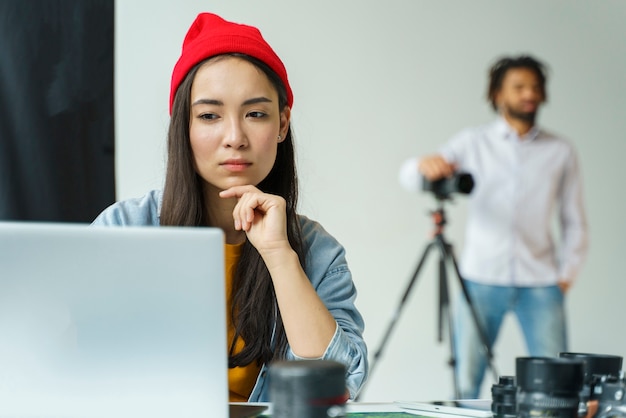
[422,172,474,200]
[491,353,625,418]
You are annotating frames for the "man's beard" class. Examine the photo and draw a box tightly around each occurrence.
[508,108,537,124]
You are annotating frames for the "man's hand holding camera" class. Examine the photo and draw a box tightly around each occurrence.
[418,154,457,181]
[418,155,474,200]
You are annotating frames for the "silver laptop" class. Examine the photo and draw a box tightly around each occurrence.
[0,221,227,418]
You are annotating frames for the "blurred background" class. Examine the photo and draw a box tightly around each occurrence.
[113,0,626,400]
[3,0,624,402]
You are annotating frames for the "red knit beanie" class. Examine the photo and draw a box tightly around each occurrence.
[169,12,293,114]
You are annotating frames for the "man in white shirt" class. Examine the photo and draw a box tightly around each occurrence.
[399,55,588,398]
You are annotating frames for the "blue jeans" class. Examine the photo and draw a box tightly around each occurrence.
[452,280,567,399]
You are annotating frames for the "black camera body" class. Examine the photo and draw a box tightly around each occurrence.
[560,353,625,418]
[594,373,626,418]
[422,172,474,200]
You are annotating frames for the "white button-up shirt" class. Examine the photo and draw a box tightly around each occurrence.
[399,118,588,286]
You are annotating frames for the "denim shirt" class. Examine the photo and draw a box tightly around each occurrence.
[92,190,368,401]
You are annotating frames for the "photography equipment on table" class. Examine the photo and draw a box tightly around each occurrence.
[490,353,625,418]
[491,376,517,418]
[357,171,497,400]
[559,353,625,418]
[593,373,626,418]
[516,357,585,418]
[269,359,347,418]
[560,353,623,406]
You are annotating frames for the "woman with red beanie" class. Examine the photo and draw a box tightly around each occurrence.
[93,12,368,402]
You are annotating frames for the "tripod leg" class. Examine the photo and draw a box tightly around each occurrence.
[444,241,499,382]
[435,240,461,398]
[355,241,437,401]
[437,257,445,343]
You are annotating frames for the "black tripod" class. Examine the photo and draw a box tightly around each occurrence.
[357,199,498,400]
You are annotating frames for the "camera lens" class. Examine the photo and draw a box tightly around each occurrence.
[454,173,475,194]
[492,375,517,418]
[269,360,347,418]
[516,357,584,418]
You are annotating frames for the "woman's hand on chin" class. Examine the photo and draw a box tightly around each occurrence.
[219,185,291,256]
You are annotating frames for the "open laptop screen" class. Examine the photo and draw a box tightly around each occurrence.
[0,222,227,418]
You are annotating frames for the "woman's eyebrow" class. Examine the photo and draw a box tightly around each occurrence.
[243,97,273,105]
[192,98,223,106]
[192,96,273,107]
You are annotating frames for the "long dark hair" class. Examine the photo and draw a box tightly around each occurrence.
[487,55,548,111]
[161,54,304,367]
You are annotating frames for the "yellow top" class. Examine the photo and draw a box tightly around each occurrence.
[224,243,262,402]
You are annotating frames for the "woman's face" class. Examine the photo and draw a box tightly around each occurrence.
[189,56,290,193]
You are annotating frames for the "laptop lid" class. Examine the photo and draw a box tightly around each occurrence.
[0,222,227,418]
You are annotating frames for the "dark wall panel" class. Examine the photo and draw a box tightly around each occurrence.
[0,0,115,222]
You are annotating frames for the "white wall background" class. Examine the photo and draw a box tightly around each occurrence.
[115,0,626,402]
